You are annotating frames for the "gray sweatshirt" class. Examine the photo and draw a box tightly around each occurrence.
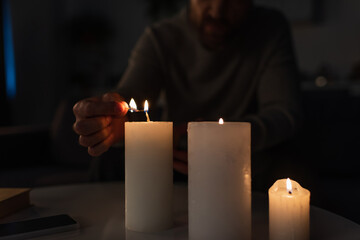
[117,7,302,151]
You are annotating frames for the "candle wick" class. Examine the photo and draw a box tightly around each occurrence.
[288,190,292,194]
[145,111,151,122]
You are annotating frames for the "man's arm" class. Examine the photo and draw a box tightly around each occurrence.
[117,27,165,105]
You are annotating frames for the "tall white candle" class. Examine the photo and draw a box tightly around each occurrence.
[125,121,173,232]
[269,178,310,240]
[188,121,251,240]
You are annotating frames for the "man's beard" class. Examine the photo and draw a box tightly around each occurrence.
[199,16,231,50]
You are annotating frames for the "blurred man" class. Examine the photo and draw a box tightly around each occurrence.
[73,0,302,176]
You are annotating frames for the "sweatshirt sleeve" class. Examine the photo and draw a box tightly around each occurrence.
[116,27,164,105]
[243,13,303,151]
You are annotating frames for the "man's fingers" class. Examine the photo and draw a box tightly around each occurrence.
[74,116,112,136]
[73,99,126,118]
[79,125,112,147]
[117,101,129,118]
[174,160,188,175]
[88,133,115,157]
[102,92,129,118]
[72,92,129,158]
[102,92,123,102]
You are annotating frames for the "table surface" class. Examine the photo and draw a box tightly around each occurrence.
[1,182,360,240]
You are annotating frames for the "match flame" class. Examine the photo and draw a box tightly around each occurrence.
[129,98,137,112]
[219,118,224,124]
[144,100,149,112]
[286,178,292,194]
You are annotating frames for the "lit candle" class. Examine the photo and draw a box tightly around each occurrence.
[125,99,173,232]
[188,119,251,240]
[144,100,150,122]
[269,178,310,240]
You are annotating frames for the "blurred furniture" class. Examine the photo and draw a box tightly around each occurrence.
[1,182,359,240]
[299,81,360,223]
[0,123,92,187]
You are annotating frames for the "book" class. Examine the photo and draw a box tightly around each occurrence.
[0,188,31,218]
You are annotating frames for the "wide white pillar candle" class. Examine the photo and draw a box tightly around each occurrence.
[125,122,173,232]
[269,178,310,240]
[188,121,251,240]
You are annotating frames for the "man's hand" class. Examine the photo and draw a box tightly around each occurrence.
[173,123,188,175]
[73,92,128,157]
[174,150,188,175]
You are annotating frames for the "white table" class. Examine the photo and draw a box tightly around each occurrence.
[1,182,360,240]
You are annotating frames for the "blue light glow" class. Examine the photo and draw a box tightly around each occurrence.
[2,0,16,100]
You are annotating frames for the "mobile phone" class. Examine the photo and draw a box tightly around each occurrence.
[0,214,79,240]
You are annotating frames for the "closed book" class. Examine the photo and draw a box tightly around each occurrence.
[0,188,31,218]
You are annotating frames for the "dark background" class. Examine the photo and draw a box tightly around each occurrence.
[0,0,360,224]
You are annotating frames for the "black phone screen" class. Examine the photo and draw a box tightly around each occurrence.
[0,214,78,237]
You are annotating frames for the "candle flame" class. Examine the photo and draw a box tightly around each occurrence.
[219,118,224,124]
[144,100,150,122]
[144,100,149,112]
[286,178,292,194]
[129,98,137,112]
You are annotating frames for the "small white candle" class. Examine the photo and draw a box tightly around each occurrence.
[125,100,173,232]
[188,120,251,240]
[269,178,310,240]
